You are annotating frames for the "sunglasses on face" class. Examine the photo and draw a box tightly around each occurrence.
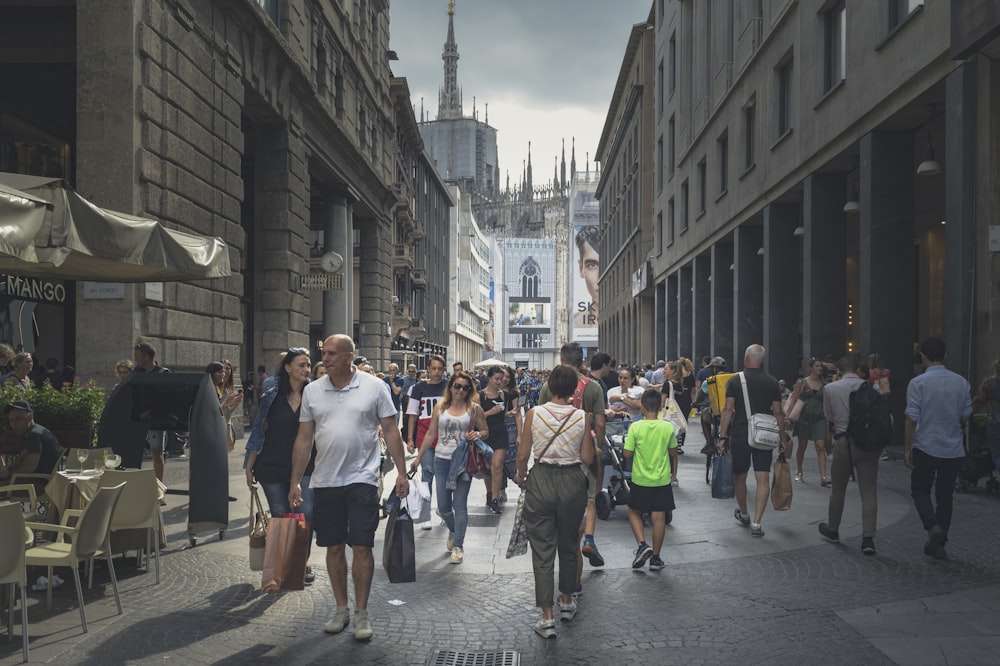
[452,384,472,392]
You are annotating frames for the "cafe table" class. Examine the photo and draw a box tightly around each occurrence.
[43,468,168,550]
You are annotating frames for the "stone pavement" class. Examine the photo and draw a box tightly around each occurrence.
[3,423,999,665]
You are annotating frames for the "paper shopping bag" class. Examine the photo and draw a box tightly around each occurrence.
[771,454,793,511]
[382,503,416,583]
[261,513,309,592]
[248,487,269,572]
[404,478,432,524]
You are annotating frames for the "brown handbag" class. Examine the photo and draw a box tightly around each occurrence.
[248,487,268,571]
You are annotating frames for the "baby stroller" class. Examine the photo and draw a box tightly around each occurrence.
[595,418,632,520]
[957,414,999,494]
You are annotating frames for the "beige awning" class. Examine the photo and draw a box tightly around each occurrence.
[0,171,231,282]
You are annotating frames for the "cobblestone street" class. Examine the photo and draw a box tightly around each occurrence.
[3,426,999,665]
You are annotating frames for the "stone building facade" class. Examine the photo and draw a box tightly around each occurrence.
[1,0,448,386]
[595,11,657,368]
[635,0,1000,436]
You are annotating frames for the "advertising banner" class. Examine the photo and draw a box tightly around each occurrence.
[569,177,599,344]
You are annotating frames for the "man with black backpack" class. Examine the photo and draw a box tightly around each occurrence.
[903,337,971,561]
[818,356,882,555]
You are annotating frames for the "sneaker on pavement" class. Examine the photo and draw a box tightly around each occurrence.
[534,617,556,639]
[581,540,605,567]
[632,542,653,569]
[734,509,751,527]
[324,608,350,634]
[447,532,455,551]
[490,499,502,515]
[304,565,315,585]
[420,523,433,531]
[818,522,840,543]
[498,490,507,503]
[449,547,464,564]
[924,525,946,559]
[557,599,577,622]
[861,537,876,555]
[750,523,764,538]
[353,612,373,642]
[648,555,665,571]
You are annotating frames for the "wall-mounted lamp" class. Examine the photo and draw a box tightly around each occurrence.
[793,226,804,237]
[729,263,735,271]
[917,104,942,176]
[843,191,860,214]
[756,247,765,256]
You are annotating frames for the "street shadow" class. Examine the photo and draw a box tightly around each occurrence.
[72,583,283,666]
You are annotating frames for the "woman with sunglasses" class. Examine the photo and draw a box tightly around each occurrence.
[479,365,518,514]
[409,370,488,564]
[244,347,318,584]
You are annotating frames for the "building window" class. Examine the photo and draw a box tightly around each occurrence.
[697,158,707,215]
[669,32,677,94]
[680,180,689,234]
[656,211,663,254]
[718,131,729,194]
[658,59,665,115]
[657,137,664,192]
[668,115,676,178]
[668,198,675,245]
[743,98,755,169]
[824,1,846,92]
[889,0,921,29]
[776,56,792,136]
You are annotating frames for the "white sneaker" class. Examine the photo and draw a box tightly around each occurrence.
[446,532,455,551]
[449,547,463,564]
[353,611,373,641]
[420,522,433,531]
[534,617,556,638]
[557,599,577,622]
[324,608,350,634]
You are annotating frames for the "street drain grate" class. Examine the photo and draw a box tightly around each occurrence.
[427,650,519,666]
[466,513,502,528]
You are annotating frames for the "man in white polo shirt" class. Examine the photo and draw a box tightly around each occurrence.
[289,334,409,642]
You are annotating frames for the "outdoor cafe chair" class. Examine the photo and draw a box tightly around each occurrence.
[23,482,125,633]
[0,502,31,662]
[99,469,163,584]
[0,484,37,519]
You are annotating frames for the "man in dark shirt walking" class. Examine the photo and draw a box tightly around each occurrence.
[715,344,788,538]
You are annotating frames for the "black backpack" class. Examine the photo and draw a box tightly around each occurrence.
[847,381,893,451]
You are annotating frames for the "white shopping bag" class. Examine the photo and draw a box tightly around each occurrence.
[404,480,432,523]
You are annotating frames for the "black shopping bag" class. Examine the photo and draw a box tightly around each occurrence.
[382,502,416,583]
[711,451,735,499]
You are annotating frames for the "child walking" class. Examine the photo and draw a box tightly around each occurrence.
[623,388,679,570]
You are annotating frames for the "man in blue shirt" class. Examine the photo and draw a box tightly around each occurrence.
[904,336,972,560]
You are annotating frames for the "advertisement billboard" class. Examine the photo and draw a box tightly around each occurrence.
[499,238,556,351]
[569,177,599,344]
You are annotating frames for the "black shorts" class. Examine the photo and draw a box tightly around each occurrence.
[627,483,675,513]
[485,435,508,451]
[312,483,380,548]
[731,439,773,475]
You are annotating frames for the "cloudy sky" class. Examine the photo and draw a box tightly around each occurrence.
[389,0,651,189]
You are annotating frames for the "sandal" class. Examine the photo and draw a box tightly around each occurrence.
[794,471,804,483]
[820,477,832,487]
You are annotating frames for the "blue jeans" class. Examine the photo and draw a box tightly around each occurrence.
[421,448,435,501]
[434,455,470,548]
[260,475,314,556]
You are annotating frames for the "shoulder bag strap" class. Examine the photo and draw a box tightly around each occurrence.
[535,408,575,462]
[739,371,754,416]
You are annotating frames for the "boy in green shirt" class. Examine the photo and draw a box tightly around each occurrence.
[623,388,678,570]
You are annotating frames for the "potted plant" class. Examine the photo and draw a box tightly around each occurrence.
[0,379,105,450]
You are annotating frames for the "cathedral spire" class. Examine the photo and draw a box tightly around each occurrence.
[570,137,577,183]
[526,141,533,195]
[560,138,566,191]
[553,156,558,188]
[438,1,462,120]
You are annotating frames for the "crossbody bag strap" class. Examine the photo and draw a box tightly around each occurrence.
[535,409,574,462]
[739,371,754,416]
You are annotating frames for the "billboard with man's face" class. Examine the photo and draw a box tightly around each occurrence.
[569,177,599,344]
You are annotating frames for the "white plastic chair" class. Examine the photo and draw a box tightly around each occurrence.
[99,469,163,583]
[0,502,30,661]
[24,482,125,633]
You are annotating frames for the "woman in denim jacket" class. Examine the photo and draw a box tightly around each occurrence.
[244,347,317,584]
[409,370,488,564]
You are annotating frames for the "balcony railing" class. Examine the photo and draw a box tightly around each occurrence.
[736,17,763,74]
[713,61,733,109]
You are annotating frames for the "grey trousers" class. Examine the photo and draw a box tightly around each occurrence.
[523,463,588,608]
[827,437,881,538]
